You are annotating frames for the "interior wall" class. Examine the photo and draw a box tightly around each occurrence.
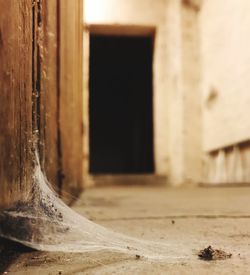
[165,0,202,185]
[201,0,250,151]
[164,0,183,184]
[201,0,250,184]
[206,144,250,184]
[181,1,202,184]
[84,0,169,176]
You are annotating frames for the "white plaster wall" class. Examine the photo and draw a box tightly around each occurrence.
[85,0,169,175]
[201,0,250,151]
[165,0,184,184]
[166,0,202,185]
[181,3,202,184]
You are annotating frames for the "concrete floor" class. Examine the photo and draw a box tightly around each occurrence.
[2,186,250,274]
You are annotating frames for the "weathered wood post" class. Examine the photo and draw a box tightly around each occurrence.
[0,0,84,209]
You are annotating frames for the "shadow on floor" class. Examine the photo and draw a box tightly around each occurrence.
[0,237,33,274]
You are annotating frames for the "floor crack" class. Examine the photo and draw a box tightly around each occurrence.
[92,214,250,222]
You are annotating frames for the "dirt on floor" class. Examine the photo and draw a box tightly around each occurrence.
[1,186,250,274]
[198,246,232,261]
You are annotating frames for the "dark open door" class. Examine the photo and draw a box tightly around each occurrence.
[89,34,154,174]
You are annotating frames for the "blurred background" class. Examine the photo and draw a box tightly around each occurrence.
[84,0,250,188]
[1,0,250,205]
[2,1,250,273]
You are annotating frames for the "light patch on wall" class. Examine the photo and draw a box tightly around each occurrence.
[85,0,102,22]
[85,0,112,23]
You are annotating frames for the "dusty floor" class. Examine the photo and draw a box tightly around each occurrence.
[1,186,250,274]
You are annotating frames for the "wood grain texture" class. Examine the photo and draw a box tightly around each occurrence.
[60,0,84,198]
[0,0,33,208]
[0,0,84,208]
[39,0,84,197]
[39,0,60,190]
[40,0,84,197]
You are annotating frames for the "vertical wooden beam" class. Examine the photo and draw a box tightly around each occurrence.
[39,0,60,190]
[59,0,84,198]
[40,0,84,197]
[0,0,33,208]
[0,0,84,208]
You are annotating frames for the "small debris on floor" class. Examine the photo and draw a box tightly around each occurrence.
[171,220,175,225]
[135,254,141,260]
[198,246,232,261]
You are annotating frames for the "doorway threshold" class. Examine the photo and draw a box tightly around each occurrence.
[87,174,167,187]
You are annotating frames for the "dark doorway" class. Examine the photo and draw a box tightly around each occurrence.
[89,33,154,174]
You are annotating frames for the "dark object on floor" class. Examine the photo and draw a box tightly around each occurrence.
[0,237,33,274]
[198,246,232,261]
